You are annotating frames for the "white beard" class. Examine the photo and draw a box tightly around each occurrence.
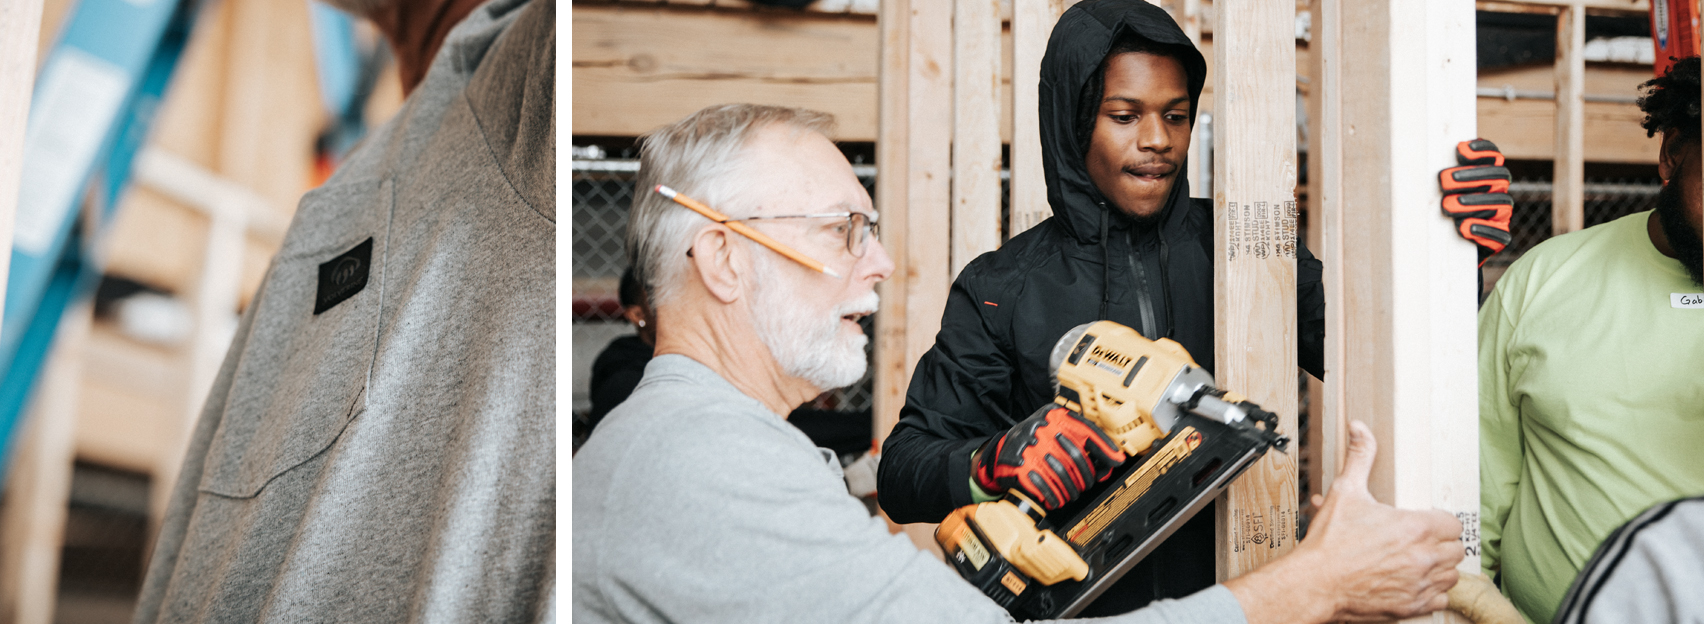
[749,254,876,392]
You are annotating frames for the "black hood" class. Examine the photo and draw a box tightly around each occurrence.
[1038,0,1208,244]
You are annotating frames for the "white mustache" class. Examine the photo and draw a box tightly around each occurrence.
[835,292,880,318]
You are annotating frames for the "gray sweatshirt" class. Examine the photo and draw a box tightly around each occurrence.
[572,354,1246,624]
[1553,496,1704,624]
[134,0,554,621]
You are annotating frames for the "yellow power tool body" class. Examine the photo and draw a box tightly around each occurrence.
[935,321,1288,619]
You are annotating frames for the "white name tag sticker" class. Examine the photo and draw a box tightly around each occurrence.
[1673,294,1704,309]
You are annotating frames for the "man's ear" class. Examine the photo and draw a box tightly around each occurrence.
[688,226,748,304]
[621,304,647,327]
[1659,129,1680,182]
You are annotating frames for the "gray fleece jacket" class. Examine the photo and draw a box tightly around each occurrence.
[134,0,554,620]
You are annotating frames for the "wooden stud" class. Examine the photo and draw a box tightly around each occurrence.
[1323,2,1481,619]
[873,0,910,451]
[1180,0,1205,198]
[872,0,952,557]
[1008,0,1078,238]
[901,0,953,424]
[0,0,43,314]
[898,0,953,556]
[952,0,1002,276]
[0,303,93,624]
[1211,0,1300,581]
[217,0,329,211]
[0,0,44,609]
[1552,2,1585,235]
[1304,0,1336,509]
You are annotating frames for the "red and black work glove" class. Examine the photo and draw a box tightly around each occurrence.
[972,405,1127,509]
[1439,139,1514,267]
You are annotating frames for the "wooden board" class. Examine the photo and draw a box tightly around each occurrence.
[74,324,181,474]
[0,0,44,321]
[101,187,213,296]
[1160,0,1208,196]
[1475,61,1662,164]
[871,0,952,558]
[1479,61,1662,100]
[872,0,909,449]
[1475,98,1657,163]
[572,5,1014,143]
[952,0,1002,276]
[217,0,321,212]
[1009,0,1078,237]
[0,303,91,624]
[1212,0,1300,581]
[1552,3,1585,234]
[1481,0,1647,10]
[1304,0,1334,506]
[1323,3,1481,623]
[575,6,881,141]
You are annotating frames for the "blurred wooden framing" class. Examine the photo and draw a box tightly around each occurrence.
[0,0,43,620]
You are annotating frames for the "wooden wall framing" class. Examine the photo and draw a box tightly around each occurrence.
[1553,2,1586,234]
[1008,0,1078,236]
[873,0,952,553]
[1210,0,1300,580]
[953,0,1004,276]
[1316,5,1482,623]
[871,0,1057,552]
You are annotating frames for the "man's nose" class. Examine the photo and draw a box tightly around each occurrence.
[1138,115,1172,153]
[859,237,895,283]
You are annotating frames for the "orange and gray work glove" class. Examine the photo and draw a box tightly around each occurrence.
[972,405,1127,509]
[1439,139,1514,267]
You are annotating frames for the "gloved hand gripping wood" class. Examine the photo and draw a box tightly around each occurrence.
[972,405,1127,509]
[1439,139,1515,267]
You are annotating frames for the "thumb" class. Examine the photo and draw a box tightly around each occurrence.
[1332,420,1377,497]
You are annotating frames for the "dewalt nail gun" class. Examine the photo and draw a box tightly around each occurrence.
[935,320,1289,619]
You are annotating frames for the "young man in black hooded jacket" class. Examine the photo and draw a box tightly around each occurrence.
[877,0,1510,616]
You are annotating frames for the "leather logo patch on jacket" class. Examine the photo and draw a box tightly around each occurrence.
[315,238,373,315]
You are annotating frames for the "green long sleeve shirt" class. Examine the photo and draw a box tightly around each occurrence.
[1479,210,1704,624]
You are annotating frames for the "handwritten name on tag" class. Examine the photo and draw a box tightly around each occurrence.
[1673,293,1704,309]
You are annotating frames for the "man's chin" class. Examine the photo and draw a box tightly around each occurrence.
[1114,203,1167,229]
[1655,183,1704,286]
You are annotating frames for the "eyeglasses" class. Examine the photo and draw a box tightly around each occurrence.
[735,212,881,258]
[656,185,880,278]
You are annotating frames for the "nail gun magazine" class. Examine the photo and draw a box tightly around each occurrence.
[935,320,1289,620]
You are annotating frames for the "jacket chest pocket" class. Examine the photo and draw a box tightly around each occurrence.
[197,179,391,499]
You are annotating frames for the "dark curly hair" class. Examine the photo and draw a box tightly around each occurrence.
[1637,56,1700,143]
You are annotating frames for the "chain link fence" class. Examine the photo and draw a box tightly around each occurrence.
[1482,176,1662,293]
[1495,177,1663,265]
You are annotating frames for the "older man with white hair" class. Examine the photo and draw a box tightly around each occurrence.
[572,103,1467,624]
